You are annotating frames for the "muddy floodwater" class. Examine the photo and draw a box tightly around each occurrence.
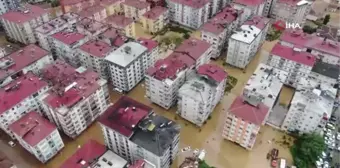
[0,39,295,168]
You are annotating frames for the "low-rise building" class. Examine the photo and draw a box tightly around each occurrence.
[167,0,210,29]
[9,111,64,163]
[100,0,124,16]
[310,61,340,87]
[226,16,270,69]
[271,0,312,25]
[78,5,107,21]
[76,17,109,37]
[0,73,49,138]
[200,5,242,59]
[177,64,227,126]
[137,37,158,67]
[267,43,316,88]
[60,0,95,13]
[105,15,136,38]
[99,96,180,168]
[35,12,80,51]
[0,44,53,87]
[98,28,129,48]
[123,0,150,20]
[141,6,168,34]
[281,78,337,133]
[145,53,195,109]
[60,140,128,168]
[0,4,50,44]
[232,0,265,23]
[39,60,110,138]
[105,42,150,92]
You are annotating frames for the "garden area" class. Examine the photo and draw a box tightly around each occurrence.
[225,75,238,93]
[266,28,283,41]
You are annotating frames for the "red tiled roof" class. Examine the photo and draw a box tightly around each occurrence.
[197,64,227,83]
[138,37,158,52]
[234,0,264,6]
[100,0,122,5]
[51,31,86,45]
[0,4,48,23]
[123,0,150,9]
[98,96,150,137]
[106,15,134,28]
[228,96,269,125]
[271,43,316,66]
[100,28,127,47]
[79,40,113,58]
[0,44,50,80]
[142,6,167,20]
[244,15,270,30]
[78,5,105,18]
[60,140,106,168]
[0,73,48,115]
[169,0,210,8]
[174,37,211,61]
[9,111,56,146]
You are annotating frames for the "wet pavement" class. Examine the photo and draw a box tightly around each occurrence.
[0,39,294,168]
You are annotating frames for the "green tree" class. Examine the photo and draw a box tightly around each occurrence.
[199,160,215,168]
[183,33,190,39]
[171,37,183,46]
[302,25,317,34]
[323,14,331,25]
[290,133,325,168]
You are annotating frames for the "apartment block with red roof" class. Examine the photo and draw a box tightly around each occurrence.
[137,37,159,67]
[0,73,49,139]
[267,43,316,88]
[9,111,64,163]
[226,16,270,69]
[35,12,80,51]
[76,17,109,37]
[99,0,124,16]
[38,60,110,138]
[105,15,136,38]
[123,0,151,20]
[200,5,242,59]
[167,0,211,29]
[140,6,168,34]
[78,5,107,21]
[271,0,312,25]
[0,44,53,88]
[98,96,180,168]
[98,28,129,48]
[0,4,50,44]
[177,64,227,127]
[232,0,266,23]
[60,0,95,13]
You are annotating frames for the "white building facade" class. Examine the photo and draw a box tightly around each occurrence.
[232,0,265,23]
[271,0,312,25]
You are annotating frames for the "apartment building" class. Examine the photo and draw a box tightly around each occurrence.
[281,78,337,133]
[123,0,150,20]
[267,43,316,88]
[60,140,128,168]
[100,0,124,16]
[145,53,195,109]
[232,0,265,23]
[271,0,312,25]
[39,60,110,138]
[78,5,107,21]
[105,42,150,92]
[0,4,50,44]
[99,96,180,168]
[105,15,136,38]
[60,0,95,13]
[0,44,53,87]
[98,28,129,48]
[76,17,109,37]
[138,37,158,67]
[279,29,340,66]
[310,61,340,87]
[50,31,89,66]
[35,12,80,51]
[9,111,64,163]
[167,0,210,29]
[0,73,49,138]
[200,6,242,59]
[0,0,20,15]
[77,40,115,79]
[226,16,270,69]
[177,64,227,126]
[141,7,168,34]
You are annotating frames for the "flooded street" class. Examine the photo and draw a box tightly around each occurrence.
[0,39,294,168]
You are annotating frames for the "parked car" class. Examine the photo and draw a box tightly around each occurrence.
[8,141,15,147]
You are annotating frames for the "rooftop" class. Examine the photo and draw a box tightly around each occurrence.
[174,38,211,61]
[99,96,151,137]
[169,0,211,8]
[233,0,264,6]
[76,17,108,36]
[137,37,158,52]
[105,15,134,29]
[271,43,316,66]
[99,28,128,47]
[0,72,48,115]
[123,0,150,9]
[142,6,167,20]
[9,111,56,147]
[178,75,215,102]
[277,0,311,6]
[311,61,340,79]
[79,40,114,58]
[317,25,340,42]
[78,5,105,18]
[228,96,270,125]
[0,4,48,23]
[100,0,122,6]
[201,6,241,35]
[41,60,101,113]
[96,149,128,168]
[35,12,79,34]
[128,160,146,168]
[105,42,148,67]
[244,16,270,30]
[51,31,86,46]
[60,140,106,168]
[0,44,49,80]
[197,64,227,83]
[231,24,261,43]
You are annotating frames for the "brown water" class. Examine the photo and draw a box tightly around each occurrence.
[0,38,294,168]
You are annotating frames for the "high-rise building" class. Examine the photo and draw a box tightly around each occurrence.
[9,111,64,163]
[99,96,180,168]
[271,0,312,25]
